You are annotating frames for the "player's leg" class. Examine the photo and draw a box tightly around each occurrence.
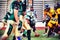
[57,25,60,39]
[32,23,40,37]
[24,19,31,40]
[23,29,27,37]
[47,28,53,37]
[2,24,13,40]
[13,23,22,40]
[27,30,31,40]
[45,20,48,33]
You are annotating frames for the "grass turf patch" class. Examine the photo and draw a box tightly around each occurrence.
[0,30,59,40]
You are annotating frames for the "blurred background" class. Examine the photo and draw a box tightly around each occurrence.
[0,0,60,27]
[0,0,60,21]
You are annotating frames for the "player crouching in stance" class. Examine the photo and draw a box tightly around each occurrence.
[2,0,23,40]
[43,4,51,35]
[26,6,40,37]
[47,9,58,37]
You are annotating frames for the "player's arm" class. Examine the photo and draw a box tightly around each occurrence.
[14,9,19,22]
[14,4,19,24]
[43,9,46,20]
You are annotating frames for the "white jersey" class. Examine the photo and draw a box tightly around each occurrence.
[26,10,37,22]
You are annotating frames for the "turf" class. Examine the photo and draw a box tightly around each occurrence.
[0,30,59,40]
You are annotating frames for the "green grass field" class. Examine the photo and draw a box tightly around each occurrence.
[0,30,59,40]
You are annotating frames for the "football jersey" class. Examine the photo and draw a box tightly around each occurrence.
[26,10,36,21]
[9,1,23,21]
[44,10,52,20]
[48,14,58,28]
